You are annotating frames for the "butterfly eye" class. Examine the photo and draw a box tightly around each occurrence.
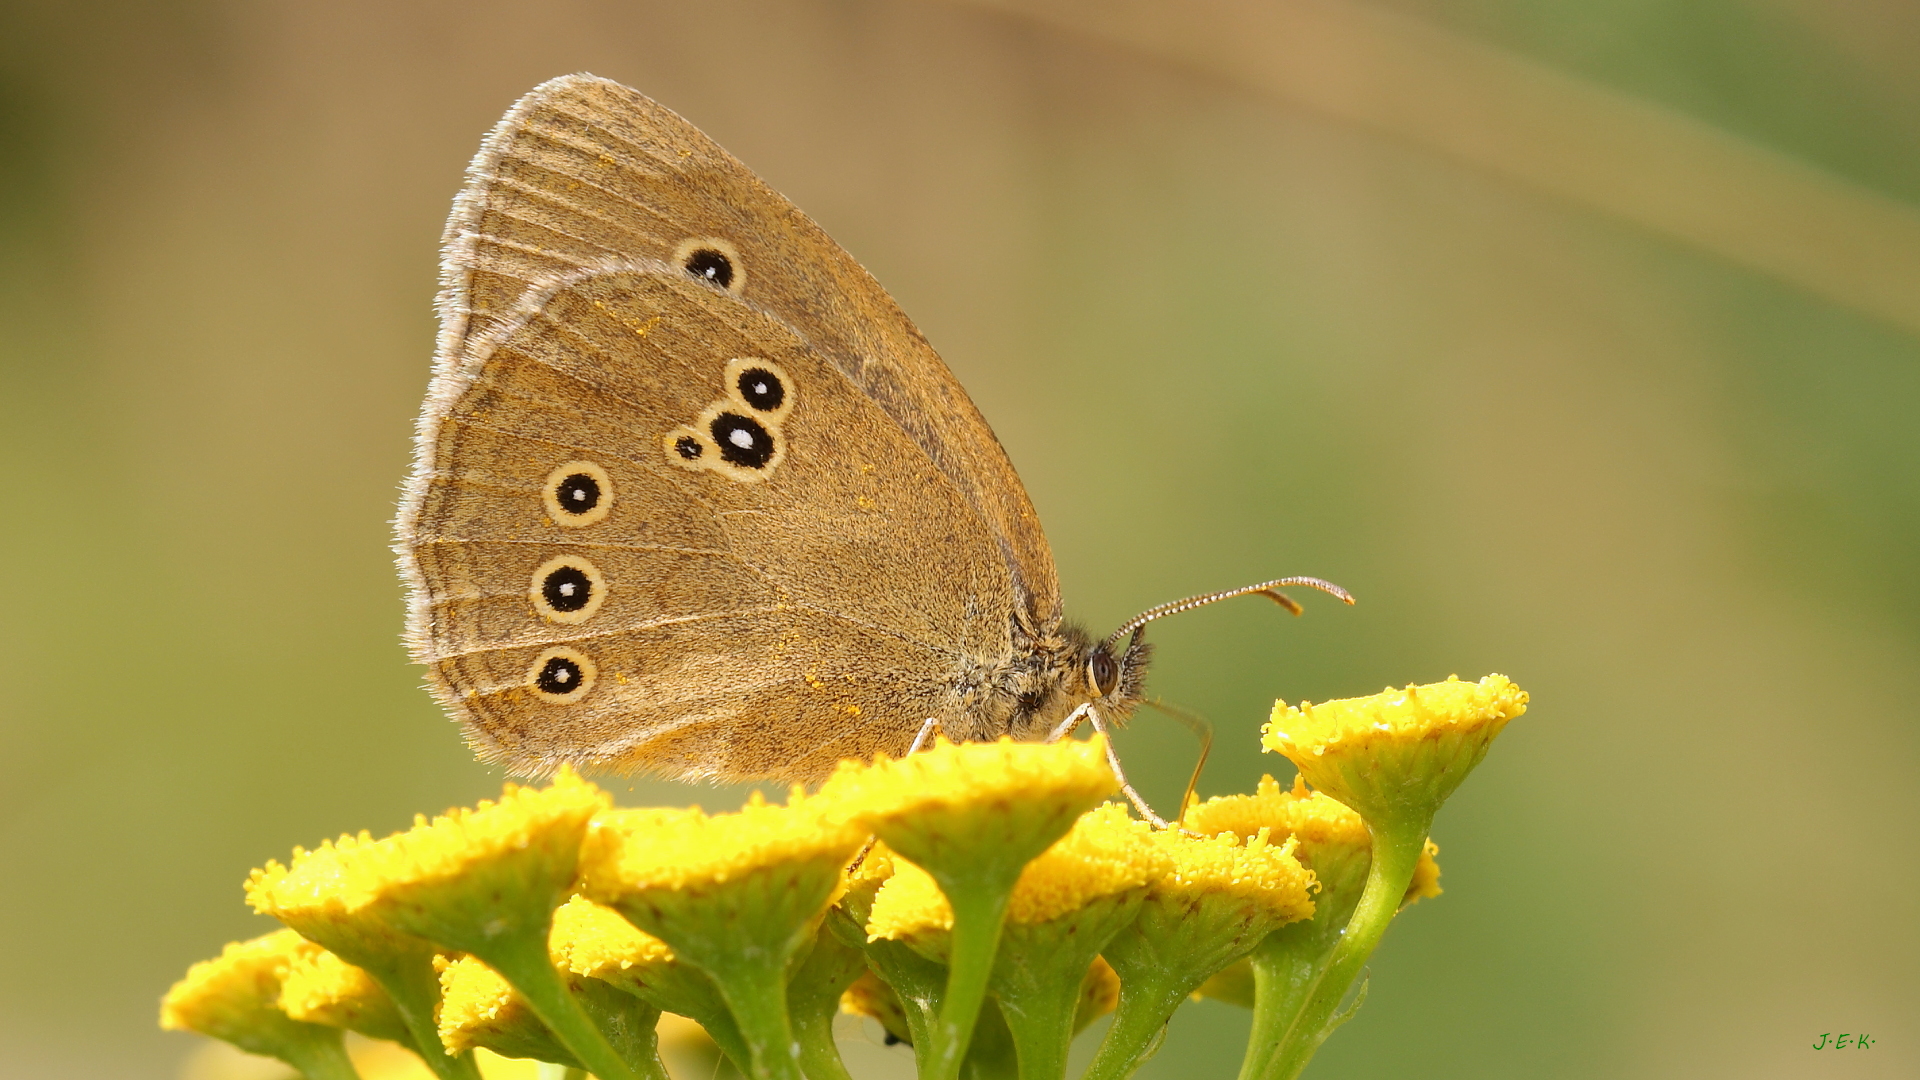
[1087,648,1120,698]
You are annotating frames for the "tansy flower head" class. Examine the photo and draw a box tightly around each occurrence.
[821,735,1119,1080]
[1148,829,1316,925]
[1189,774,1442,909]
[160,930,353,1077]
[244,833,440,969]
[1263,674,1528,834]
[1083,830,1317,1078]
[1405,838,1443,906]
[579,788,864,900]
[278,947,412,1047]
[578,788,868,1080]
[820,736,1115,877]
[436,955,580,1067]
[548,895,674,983]
[870,803,1168,1080]
[545,895,749,1069]
[245,767,607,961]
[248,769,642,1080]
[866,804,1167,947]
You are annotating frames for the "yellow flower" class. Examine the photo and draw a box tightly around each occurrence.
[578,788,868,1080]
[247,769,623,1080]
[548,896,749,1070]
[580,789,862,898]
[244,833,440,969]
[1186,774,1440,909]
[1263,674,1529,833]
[1085,830,1317,1078]
[436,955,579,1067]
[279,948,411,1046]
[548,895,674,981]
[821,736,1119,1080]
[820,736,1115,877]
[866,804,1167,947]
[1405,839,1443,905]
[436,944,666,1075]
[252,767,608,955]
[160,930,356,1078]
[871,803,1167,1080]
[1146,828,1317,925]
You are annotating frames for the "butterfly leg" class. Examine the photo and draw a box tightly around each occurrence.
[1084,706,1175,830]
[907,716,942,755]
[1046,702,1093,744]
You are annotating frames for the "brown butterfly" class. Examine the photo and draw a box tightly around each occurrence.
[395,75,1348,822]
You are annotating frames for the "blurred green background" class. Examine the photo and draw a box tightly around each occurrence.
[2,1,1916,1077]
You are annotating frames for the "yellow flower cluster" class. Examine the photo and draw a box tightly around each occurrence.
[162,675,1530,1080]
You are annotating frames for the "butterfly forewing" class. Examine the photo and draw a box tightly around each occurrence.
[435,74,1060,634]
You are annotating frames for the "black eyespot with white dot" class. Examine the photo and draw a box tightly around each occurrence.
[736,367,785,412]
[674,435,704,460]
[529,646,596,702]
[542,461,613,527]
[709,412,775,469]
[536,654,582,695]
[541,564,593,613]
[554,472,600,515]
[683,247,734,289]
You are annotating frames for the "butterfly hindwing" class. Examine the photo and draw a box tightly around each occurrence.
[402,265,1016,780]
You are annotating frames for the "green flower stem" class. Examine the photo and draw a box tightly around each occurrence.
[787,923,866,1080]
[479,932,649,1080]
[959,999,1019,1080]
[571,976,670,1080]
[922,883,1015,1080]
[640,971,753,1072]
[1233,932,1321,1080]
[993,979,1078,1080]
[863,937,948,1051]
[708,952,807,1080]
[359,955,483,1080]
[277,1028,363,1080]
[1258,817,1431,1080]
[534,1067,587,1080]
[1080,968,1190,1080]
[993,896,1145,1080]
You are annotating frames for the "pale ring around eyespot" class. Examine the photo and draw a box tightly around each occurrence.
[527,646,596,704]
[723,357,795,423]
[529,554,607,625]
[541,460,614,526]
[672,236,745,295]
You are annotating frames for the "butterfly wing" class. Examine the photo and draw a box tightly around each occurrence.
[402,263,1018,780]
[433,74,1060,633]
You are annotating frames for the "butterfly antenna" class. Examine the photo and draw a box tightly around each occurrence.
[1105,576,1355,648]
[1144,699,1212,825]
